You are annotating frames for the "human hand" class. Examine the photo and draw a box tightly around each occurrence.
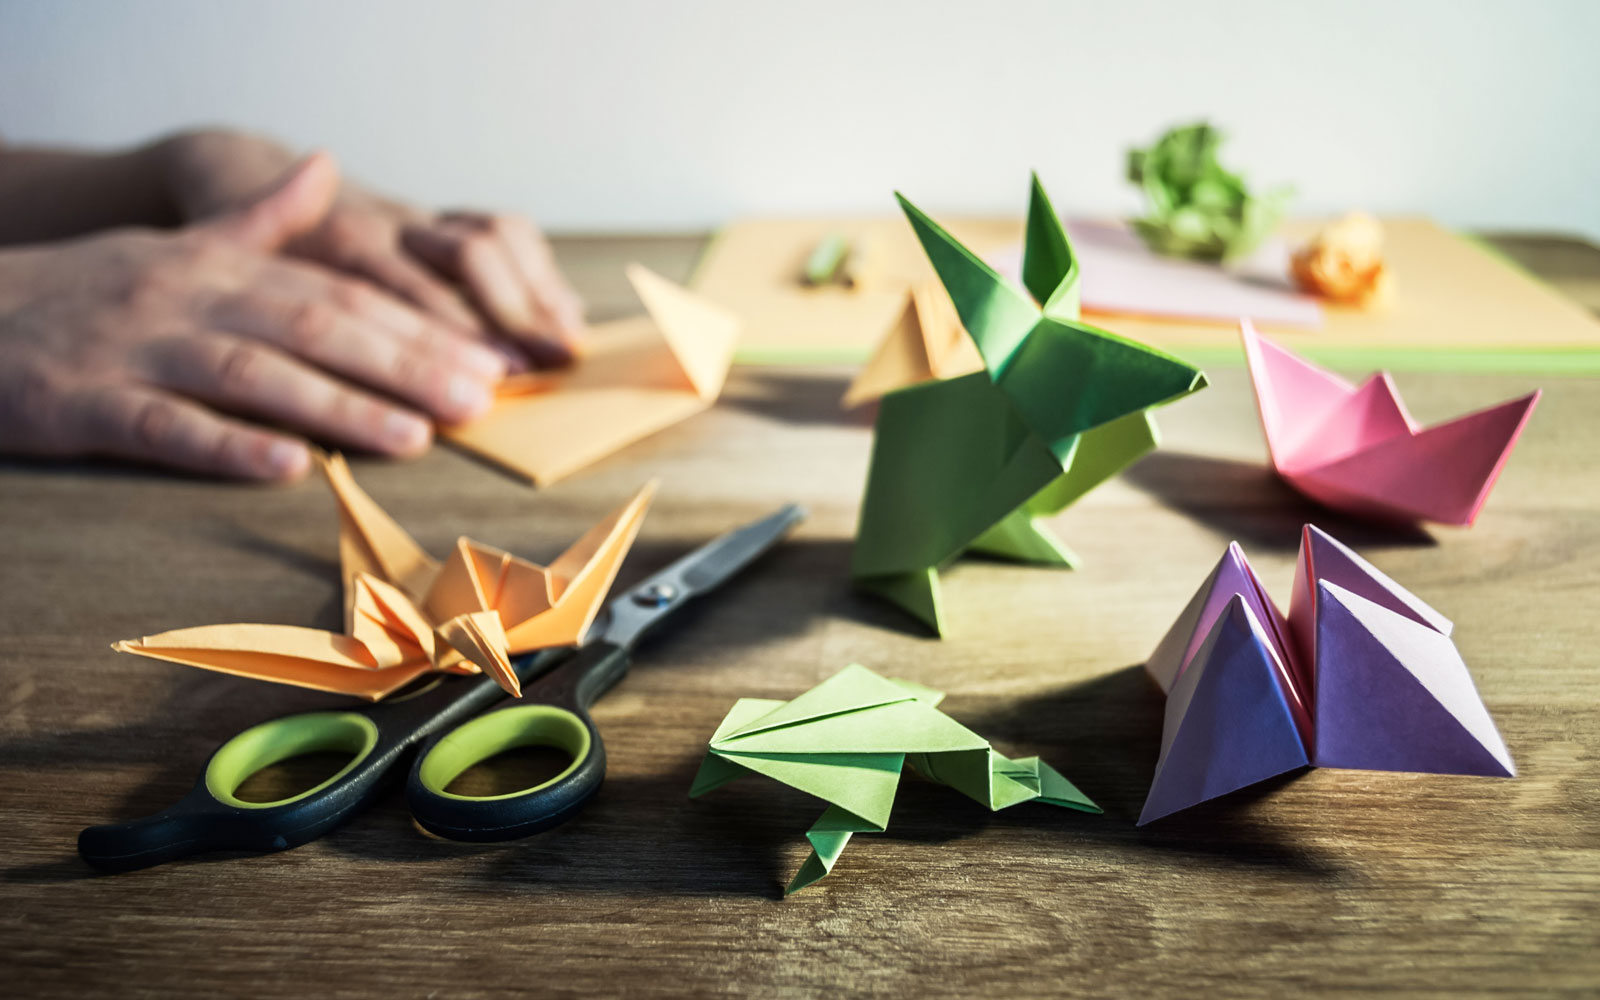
[0,154,508,482]
[164,130,586,369]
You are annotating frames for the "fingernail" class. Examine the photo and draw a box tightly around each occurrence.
[384,410,432,453]
[459,342,507,380]
[489,339,532,374]
[446,372,493,420]
[265,440,311,480]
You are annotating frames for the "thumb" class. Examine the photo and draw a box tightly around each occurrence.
[201,151,340,251]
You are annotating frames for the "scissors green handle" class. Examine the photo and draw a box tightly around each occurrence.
[78,502,804,873]
[405,638,628,841]
[76,650,561,873]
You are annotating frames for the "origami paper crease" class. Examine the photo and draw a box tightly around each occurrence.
[851,175,1208,634]
[445,263,741,486]
[1140,524,1514,825]
[113,454,654,700]
[690,663,1101,894]
[1242,321,1540,525]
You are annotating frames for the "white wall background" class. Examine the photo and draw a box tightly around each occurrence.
[2,0,1596,238]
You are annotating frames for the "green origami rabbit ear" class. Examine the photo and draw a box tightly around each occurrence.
[895,191,1038,378]
[1022,173,1080,319]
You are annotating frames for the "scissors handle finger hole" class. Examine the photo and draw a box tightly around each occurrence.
[416,705,592,802]
[207,712,380,810]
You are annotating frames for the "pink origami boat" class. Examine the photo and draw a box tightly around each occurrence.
[1139,524,1514,825]
[1241,321,1540,525]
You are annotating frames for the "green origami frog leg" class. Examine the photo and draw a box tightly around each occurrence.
[964,505,1081,567]
[908,748,1102,815]
[855,568,945,637]
[787,803,883,895]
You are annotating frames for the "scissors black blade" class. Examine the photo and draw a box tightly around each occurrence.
[592,501,807,653]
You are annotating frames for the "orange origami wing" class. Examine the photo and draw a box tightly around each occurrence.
[317,451,439,598]
[112,623,434,701]
[502,480,657,651]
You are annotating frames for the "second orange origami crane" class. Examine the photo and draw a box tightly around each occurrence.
[113,454,655,700]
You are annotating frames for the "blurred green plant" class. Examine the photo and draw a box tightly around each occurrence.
[1127,122,1291,262]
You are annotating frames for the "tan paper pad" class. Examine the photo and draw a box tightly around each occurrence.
[693,215,1600,365]
[445,264,739,486]
[690,216,1020,360]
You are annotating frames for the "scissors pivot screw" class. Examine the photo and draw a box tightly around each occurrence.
[633,583,678,608]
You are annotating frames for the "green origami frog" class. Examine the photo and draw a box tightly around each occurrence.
[690,663,1101,894]
[1127,121,1291,262]
[850,175,1208,634]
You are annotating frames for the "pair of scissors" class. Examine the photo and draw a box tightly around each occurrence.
[78,503,805,873]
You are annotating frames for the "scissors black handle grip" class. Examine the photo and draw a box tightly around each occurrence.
[76,664,528,874]
[405,641,630,842]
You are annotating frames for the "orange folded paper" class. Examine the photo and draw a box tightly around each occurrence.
[445,263,740,485]
[841,280,983,407]
[113,454,656,700]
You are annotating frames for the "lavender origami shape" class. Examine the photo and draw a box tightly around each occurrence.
[1140,525,1514,825]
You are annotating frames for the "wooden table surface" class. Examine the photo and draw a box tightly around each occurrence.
[3,234,1597,998]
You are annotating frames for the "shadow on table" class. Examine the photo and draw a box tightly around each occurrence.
[721,369,876,428]
[1122,450,1437,552]
[316,665,1345,898]
[951,665,1339,875]
[5,663,1345,895]
[2,532,1339,896]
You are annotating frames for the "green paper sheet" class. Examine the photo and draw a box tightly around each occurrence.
[850,175,1209,634]
[689,664,1101,894]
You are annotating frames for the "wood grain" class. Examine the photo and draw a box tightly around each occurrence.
[1,236,1596,999]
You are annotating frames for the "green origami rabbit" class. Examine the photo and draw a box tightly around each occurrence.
[690,664,1100,894]
[851,175,1209,634]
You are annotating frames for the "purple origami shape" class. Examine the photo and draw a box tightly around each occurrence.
[1140,524,1514,825]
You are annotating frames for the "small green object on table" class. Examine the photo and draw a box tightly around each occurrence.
[802,232,851,285]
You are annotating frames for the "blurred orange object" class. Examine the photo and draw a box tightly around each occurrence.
[1291,213,1395,308]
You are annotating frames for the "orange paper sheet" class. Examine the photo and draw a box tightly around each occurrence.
[113,454,655,700]
[445,264,740,486]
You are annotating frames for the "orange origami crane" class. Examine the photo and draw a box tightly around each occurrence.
[840,279,982,407]
[113,454,655,700]
[1241,321,1540,525]
[444,263,740,486]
